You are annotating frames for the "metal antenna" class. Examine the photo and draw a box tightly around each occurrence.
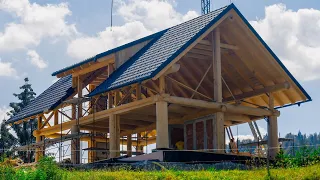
[111,0,113,31]
[201,0,210,15]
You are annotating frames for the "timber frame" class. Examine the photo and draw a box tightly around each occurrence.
[8,4,311,163]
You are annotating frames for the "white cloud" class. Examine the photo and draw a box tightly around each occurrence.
[68,21,153,59]
[27,50,47,69]
[0,60,17,77]
[251,4,320,81]
[67,0,198,60]
[0,0,77,51]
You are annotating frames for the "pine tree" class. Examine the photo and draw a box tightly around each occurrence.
[7,78,37,162]
[0,119,17,157]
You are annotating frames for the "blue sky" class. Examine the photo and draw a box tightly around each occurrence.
[0,0,319,139]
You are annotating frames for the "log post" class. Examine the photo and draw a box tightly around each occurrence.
[54,110,58,125]
[71,125,80,164]
[109,114,120,158]
[156,76,169,149]
[71,77,82,164]
[212,28,225,153]
[268,93,279,159]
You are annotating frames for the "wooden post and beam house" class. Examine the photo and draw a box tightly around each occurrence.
[7,4,311,163]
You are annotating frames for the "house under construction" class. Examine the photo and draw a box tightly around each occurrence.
[7,4,311,164]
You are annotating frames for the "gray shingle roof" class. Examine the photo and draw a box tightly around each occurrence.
[88,5,230,97]
[6,75,74,124]
[51,31,165,76]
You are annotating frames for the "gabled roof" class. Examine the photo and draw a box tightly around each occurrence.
[88,5,230,97]
[51,31,165,77]
[6,75,74,124]
[87,3,311,108]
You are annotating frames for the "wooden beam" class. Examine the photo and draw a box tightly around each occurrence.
[164,95,279,117]
[212,28,225,153]
[120,114,156,122]
[58,110,73,121]
[267,93,279,159]
[117,86,135,106]
[166,76,212,100]
[82,66,108,86]
[35,96,157,137]
[190,63,213,99]
[224,82,290,102]
[220,43,238,50]
[159,76,165,94]
[156,100,169,149]
[40,112,54,129]
[71,57,113,77]
[54,111,58,125]
[200,40,238,50]
[136,84,141,100]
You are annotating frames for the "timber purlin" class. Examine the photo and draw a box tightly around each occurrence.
[6,75,74,124]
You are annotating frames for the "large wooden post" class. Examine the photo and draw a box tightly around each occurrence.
[54,110,58,125]
[71,77,82,164]
[109,114,120,158]
[212,28,225,153]
[268,93,279,159]
[127,134,132,157]
[156,76,169,149]
[71,125,80,164]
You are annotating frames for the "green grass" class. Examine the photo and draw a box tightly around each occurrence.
[61,164,320,180]
[2,156,320,179]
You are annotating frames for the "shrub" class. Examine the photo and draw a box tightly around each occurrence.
[36,156,62,180]
[275,146,320,168]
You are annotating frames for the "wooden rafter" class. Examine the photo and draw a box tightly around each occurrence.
[58,110,73,121]
[166,76,212,100]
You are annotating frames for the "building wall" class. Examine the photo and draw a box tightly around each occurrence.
[184,115,216,150]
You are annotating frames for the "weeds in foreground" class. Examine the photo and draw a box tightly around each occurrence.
[0,147,319,180]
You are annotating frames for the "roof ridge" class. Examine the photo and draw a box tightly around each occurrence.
[88,4,232,96]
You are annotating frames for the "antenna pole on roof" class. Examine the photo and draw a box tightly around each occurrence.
[201,0,211,15]
[111,0,113,31]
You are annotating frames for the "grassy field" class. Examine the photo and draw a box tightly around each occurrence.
[2,156,320,179]
[61,164,320,180]
[3,164,319,180]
